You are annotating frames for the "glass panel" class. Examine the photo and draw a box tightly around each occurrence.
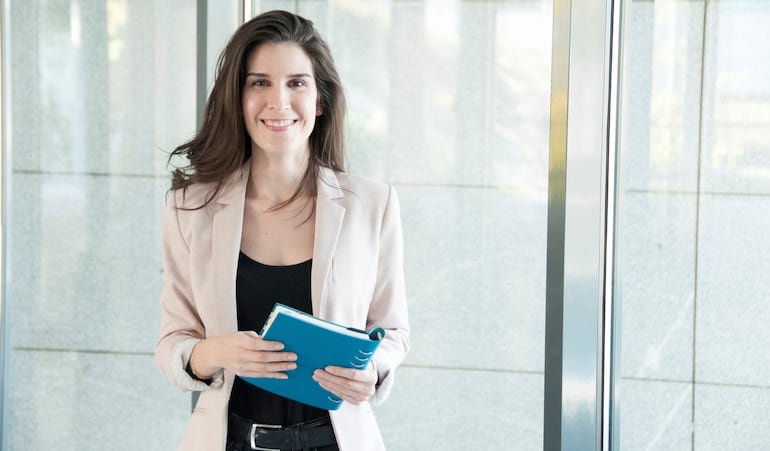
[2,1,196,449]
[613,0,770,448]
[252,1,553,448]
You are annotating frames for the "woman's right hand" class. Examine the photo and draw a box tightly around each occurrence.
[189,330,297,379]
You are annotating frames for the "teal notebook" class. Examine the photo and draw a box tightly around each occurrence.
[240,303,385,410]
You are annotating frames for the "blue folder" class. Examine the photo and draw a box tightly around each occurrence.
[239,303,385,410]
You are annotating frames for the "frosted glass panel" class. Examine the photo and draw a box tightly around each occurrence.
[251,1,553,449]
[700,1,770,193]
[3,1,196,449]
[614,1,770,449]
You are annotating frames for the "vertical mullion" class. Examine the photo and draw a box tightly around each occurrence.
[0,0,7,448]
[545,0,616,449]
[562,0,613,448]
[604,0,626,449]
[543,0,570,447]
[196,0,207,134]
[243,0,252,22]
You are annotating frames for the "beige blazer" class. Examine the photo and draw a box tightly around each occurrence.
[156,163,410,451]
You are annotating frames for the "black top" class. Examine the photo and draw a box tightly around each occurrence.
[228,251,329,425]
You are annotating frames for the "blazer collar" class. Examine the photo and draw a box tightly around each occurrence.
[215,162,250,205]
[316,166,345,200]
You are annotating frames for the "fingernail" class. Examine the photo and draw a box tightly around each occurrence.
[288,363,297,370]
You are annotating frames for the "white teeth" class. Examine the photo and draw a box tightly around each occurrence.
[263,119,294,127]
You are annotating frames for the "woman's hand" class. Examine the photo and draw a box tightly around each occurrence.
[312,364,378,405]
[190,331,297,379]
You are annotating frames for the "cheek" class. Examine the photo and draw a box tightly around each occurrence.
[242,94,260,116]
[305,116,318,133]
[301,96,319,123]
[303,104,318,128]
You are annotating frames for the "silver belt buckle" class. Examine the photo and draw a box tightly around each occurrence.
[249,423,282,451]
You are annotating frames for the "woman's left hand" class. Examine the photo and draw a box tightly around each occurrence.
[312,364,378,405]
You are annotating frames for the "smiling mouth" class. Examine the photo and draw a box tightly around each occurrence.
[262,119,297,128]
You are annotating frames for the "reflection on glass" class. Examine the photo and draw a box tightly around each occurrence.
[254,1,552,448]
[4,1,196,449]
[614,1,770,449]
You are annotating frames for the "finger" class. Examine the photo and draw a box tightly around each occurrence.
[324,365,376,383]
[319,380,371,405]
[237,330,279,349]
[238,361,297,377]
[252,337,286,351]
[237,370,289,379]
[312,374,351,401]
[323,365,355,378]
[247,350,297,363]
[313,370,374,404]
[241,330,260,339]
[314,368,373,389]
[230,349,296,375]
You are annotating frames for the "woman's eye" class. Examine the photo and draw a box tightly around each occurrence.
[250,79,268,87]
[289,79,306,88]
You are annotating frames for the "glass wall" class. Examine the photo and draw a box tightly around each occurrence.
[252,1,554,448]
[0,0,557,449]
[12,0,768,450]
[1,1,196,449]
[613,0,770,448]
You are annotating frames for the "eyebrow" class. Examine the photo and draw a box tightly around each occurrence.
[246,72,312,78]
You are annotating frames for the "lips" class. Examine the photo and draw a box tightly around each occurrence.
[262,119,297,129]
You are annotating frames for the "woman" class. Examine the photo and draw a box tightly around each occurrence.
[156,10,410,451]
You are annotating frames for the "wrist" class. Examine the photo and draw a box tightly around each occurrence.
[190,341,215,379]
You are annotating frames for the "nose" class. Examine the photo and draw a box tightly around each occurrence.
[266,85,290,110]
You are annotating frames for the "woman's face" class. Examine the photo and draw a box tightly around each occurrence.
[242,42,319,161]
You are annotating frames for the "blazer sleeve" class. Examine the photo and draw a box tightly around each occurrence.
[155,192,224,392]
[367,185,411,405]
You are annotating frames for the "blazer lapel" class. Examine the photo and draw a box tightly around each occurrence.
[209,164,250,335]
[312,168,345,317]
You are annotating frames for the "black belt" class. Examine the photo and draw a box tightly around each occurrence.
[229,413,337,451]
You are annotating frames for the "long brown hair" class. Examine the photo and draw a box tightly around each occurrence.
[169,10,346,208]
